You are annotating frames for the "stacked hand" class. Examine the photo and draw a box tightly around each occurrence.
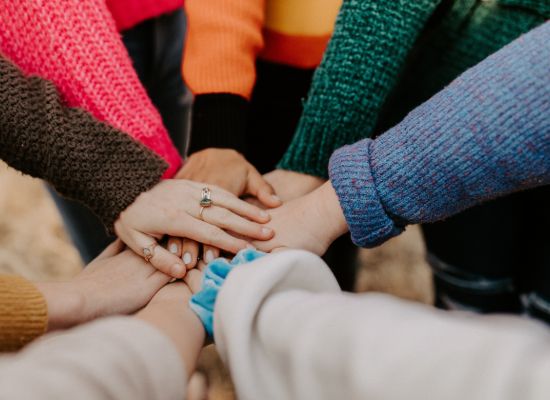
[114,179,274,278]
[170,148,328,265]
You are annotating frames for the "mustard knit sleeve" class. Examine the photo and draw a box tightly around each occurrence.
[0,275,47,352]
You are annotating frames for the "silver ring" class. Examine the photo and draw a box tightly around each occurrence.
[200,187,213,208]
[143,243,156,263]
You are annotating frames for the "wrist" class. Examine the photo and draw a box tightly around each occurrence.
[34,281,86,331]
[137,303,205,376]
[315,181,349,243]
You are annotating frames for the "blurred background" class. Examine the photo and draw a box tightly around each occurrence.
[0,160,433,399]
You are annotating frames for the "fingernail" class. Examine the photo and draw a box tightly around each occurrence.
[171,263,184,277]
[183,252,192,265]
[205,250,214,263]
[271,194,281,202]
[260,210,269,219]
[169,243,178,254]
[262,227,272,236]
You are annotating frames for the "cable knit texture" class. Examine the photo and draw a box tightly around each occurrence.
[0,275,47,352]
[0,0,181,177]
[280,0,549,178]
[329,23,550,248]
[0,56,167,231]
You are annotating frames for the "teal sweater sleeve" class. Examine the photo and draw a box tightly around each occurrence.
[278,0,442,178]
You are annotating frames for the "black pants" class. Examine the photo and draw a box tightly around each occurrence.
[424,184,550,323]
[49,9,189,263]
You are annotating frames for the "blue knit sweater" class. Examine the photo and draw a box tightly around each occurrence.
[329,22,550,248]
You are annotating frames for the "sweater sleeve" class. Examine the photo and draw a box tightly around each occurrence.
[0,275,47,352]
[215,250,550,400]
[183,0,266,154]
[0,0,181,177]
[278,0,442,178]
[0,317,186,400]
[0,55,167,231]
[329,22,550,248]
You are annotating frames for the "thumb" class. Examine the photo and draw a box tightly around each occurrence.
[246,169,282,208]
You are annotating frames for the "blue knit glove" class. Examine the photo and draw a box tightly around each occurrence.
[189,249,266,337]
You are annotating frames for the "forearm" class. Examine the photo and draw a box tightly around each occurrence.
[0,0,181,176]
[0,317,187,400]
[0,55,167,230]
[279,0,442,177]
[330,22,550,247]
[216,251,550,400]
[136,303,205,377]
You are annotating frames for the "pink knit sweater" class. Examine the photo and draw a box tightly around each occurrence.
[107,0,183,31]
[0,0,183,178]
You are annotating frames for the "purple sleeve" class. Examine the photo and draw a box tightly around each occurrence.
[329,22,550,248]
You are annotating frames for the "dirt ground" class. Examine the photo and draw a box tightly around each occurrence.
[0,160,433,399]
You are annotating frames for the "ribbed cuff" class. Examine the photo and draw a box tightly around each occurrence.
[328,139,403,248]
[0,275,47,351]
[188,94,249,154]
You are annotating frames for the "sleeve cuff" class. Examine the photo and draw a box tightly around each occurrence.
[328,139,403,247]
[188,94,249,154]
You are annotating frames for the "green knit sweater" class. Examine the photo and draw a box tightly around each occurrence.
[278,0,549,178]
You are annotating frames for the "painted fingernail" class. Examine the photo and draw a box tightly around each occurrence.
[171,263,184,277]
[259,210,269,219]
[262,227,273,236]
[271,194,281,202]
[169,243,178,254]
[183,252,192,265]
[205,250,214,263]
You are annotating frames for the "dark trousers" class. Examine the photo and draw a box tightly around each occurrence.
[49,9,189,264]
[425,184,550,323]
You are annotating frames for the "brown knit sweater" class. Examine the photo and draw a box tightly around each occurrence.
[0,275,47,351]
[0,54,168,231]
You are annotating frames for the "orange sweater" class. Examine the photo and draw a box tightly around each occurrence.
[0,275,47,352]
[183,0,342,99]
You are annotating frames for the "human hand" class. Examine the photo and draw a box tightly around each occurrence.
[168,149,282,270]
[263,169,326,202]
[177,149,282,208]
[114,179,274,278]
[252,182,348,255]
[36,240,171,331]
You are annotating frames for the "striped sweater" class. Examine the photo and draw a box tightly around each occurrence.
[183,0,342,153]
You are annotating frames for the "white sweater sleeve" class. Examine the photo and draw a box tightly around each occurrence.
[0,317,187,400]
[214,250,550,400]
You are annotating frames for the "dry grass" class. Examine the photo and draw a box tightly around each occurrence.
[0,160,433,399]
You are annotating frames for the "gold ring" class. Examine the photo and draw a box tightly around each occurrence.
[199,206,206,220]
[200,187,213,208]
[143,243,156,263]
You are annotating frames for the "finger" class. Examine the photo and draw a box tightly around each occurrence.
[181,238,200,270]
[209,186,271,223]
[184,268,203,294]
[166,237,183,258]
[246,169,282,208]
[95,239,125,260]
[182,218,252,254]
[251,238,280,253]
[202,245,219,264]
[123,229,187,279]
[200,205,274,241]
